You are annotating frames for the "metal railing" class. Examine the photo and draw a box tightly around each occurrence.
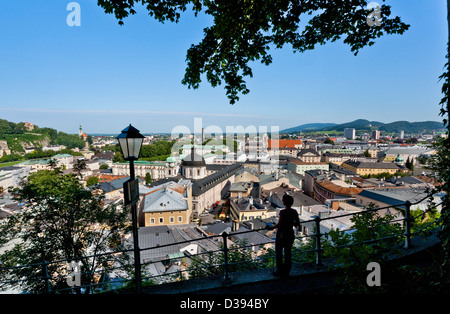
[0,194,442,294]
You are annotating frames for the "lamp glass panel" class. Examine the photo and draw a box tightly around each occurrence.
[118,138,129,159]
[131,138,143,158]
[127,138,136,159]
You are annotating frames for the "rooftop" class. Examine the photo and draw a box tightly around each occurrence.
[287,157,327,166]
[343,160,403,169]
[315,180,363,196]
[192,163,243,196]
[141,183,188,213]
[264,186,320,207]
[267,139,302,149]
[53,154,73,158]
[358,187,442,210]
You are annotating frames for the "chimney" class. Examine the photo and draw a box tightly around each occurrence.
[319,211,330,219]
[331,201,339,210]
[249,196,253,205]
[300,205,304,215]
[249,222,254,230]
[232,220,239,231]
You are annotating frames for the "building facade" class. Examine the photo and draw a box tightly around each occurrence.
[341,160,408,176]
[267,139,302,157]
[139,180,193,227]
[112,159,179,181]
[286,157,329,175]
[344,128,356,140]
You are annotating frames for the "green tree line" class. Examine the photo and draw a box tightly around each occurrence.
[0,148,83,164]
[112,140,176,162]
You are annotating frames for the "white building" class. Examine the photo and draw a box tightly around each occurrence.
[0,166,30,191]
[344,128,356,140]
[112,158,180,181]
[53,154,74,170]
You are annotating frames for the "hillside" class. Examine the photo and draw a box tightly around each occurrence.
[281,123,337,133]
[0,119,85,154]
[282,119,445,134]
[379,121,444,133]
[320,119,384,132]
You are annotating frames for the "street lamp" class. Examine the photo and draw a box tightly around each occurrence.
[116,124,144,294]
[117,124,145,161]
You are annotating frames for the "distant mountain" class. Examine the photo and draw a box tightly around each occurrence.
[281,119,445,134]
[281,123,338,133]
[379,121,444,133]
[320,119,384,132]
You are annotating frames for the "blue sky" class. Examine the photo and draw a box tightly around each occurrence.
[0,0,447,134]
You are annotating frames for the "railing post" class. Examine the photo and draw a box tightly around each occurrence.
[404,201,412,249]
[222,232,231,284]
[42,260,51,294]
[314,216,322,266]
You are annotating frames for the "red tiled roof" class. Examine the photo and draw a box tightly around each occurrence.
[268,139,302,149]
[97,174,128,183]
[316,180,362,196]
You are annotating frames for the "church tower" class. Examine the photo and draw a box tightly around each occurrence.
[181,146,206,180]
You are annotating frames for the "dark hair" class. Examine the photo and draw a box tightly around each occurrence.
[282,194,294,208]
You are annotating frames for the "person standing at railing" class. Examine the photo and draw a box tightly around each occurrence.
[267,194,300,278]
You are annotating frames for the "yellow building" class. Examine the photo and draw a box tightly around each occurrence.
[138,180,193,227]
[229,197,276,222]
[341,160,407,176]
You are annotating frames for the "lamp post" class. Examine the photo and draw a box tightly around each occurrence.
[116,124,145,294]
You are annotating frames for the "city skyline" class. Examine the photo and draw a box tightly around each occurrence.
[0,0,447,134]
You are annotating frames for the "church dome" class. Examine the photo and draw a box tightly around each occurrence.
[166,156,176,163]
[182,147,206,167]
[395,154,404,164]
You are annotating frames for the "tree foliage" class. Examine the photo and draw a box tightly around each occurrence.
[86,176,99,187]
[97,0,409,104]
[0,170,132,294]
[435,45,450,287]
[140,140,175,158]
[322,204,403,293]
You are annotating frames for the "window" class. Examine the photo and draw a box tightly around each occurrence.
[150,218,155,224]
[159,217,164,224]
[178,216,183,222]
[170,217,174,223]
